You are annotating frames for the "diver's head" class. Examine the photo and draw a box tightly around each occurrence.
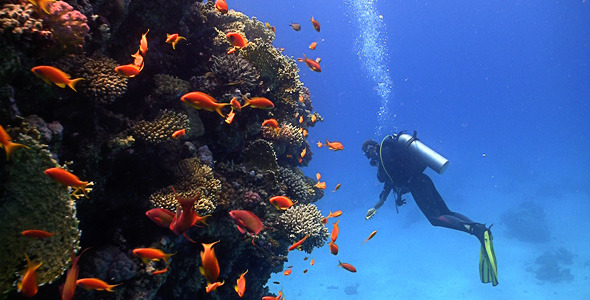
[362,139,380,166]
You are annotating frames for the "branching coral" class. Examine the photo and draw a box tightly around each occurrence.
[277,204,328,253]
[132,110,189,144]
[149,157,221,215]
[0,120,80,294]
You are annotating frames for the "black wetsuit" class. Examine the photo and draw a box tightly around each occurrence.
[376,135,476,234]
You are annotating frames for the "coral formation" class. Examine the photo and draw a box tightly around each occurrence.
[0,3,52,49]
[278,204,328,253]
[154,74,191,102]
[529,247,574,283]
[0,119,80,294]
[149,157,221,215]
[41,1,89,54]
[132,110,189,144]
[261,123,304,148]
[278,167,322,204]
[501,200,550,244]
[79,55,128,104]
[242,138,279,171]
[193,54,260,95]
[243,190,261,207]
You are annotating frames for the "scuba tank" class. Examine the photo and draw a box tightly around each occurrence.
[396,133,449,174]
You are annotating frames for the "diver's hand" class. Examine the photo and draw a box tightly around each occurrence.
[366,208,377,220]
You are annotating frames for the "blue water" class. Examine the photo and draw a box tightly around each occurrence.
[232,0,590,299]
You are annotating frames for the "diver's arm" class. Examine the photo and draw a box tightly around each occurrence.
[366,181,393,220]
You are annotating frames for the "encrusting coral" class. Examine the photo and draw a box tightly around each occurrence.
[41,1,89,54]
[132,109,189,144]
[277,167,320,204]
[195,54,260,95]
[79,55,128,104]
[242,138,279,171]
[149,157,221,215]
[0,120,80,294]
[154,74,191,102]
[278,204,328,253]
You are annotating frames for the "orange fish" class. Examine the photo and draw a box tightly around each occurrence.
[311,114,317,122]
[171,129,185,139]
[283,269,291,276]
[262,289,284,300]
[316,173,321,181]
[181,91,230,117]
[298,115,303,124]
[60,248,89,300]
[0,125,29,160]
[314,181,326,190]
[166,33,186,49]
[269,196,296,211]
[297,54,321,72]
[325,140,344,151]
[261,119,279,129]
[21,230,54,239]
[332,183,341,192]
[300,147,306,158]
[362,230,377,245]
[234,269,248,298]
[132,248,174,266]
[200,241,221,283]
[214,0,228,14]
[225,109,236,124]
[226,32,249,54]
[169,188,200,239]
[329,242,338,255]
[151,266,169,275]
[139,29,149,55]
[230,97,242,111]
[44,167,91,197]
[131,50,143,68]
[330,219,340,243]
[229,210,264,245]
[288,234,308,251]
[310,259,315,266]
[309,41,317,50]
[338,260,357,273]
[18,254,41,297]
[31,66,84,92]
[316,141,323,148]
[146,208,176,228]
[206,280,225,293]
[311,16,320,32]
[321,210,342,224]
[115,64,142,78]
[76,278,120,292]
[241,95,274,109]
[28,0,55,14]
[302,129,308,137]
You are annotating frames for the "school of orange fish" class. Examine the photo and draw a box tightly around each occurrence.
[1,0,382,298]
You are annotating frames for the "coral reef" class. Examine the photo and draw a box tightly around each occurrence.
[192,54,260,96]
[278,204,328,253]
[528,247,574,283]
[149,157,221,215]
[132,110,190,144]
[0,3,52,49]
[41,1,89,54]
[501,200,550,244]
[242,138,279,171]
[243,190,261,207]
[278,167,322,204]
[0,119,80,294]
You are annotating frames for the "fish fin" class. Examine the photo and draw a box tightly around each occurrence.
[227,47,236,54]
[140,258,151,266]
[236,225,246,234]
[183,233,197,243]
[39,0,55,14]
[3,142,29,160]
[56,82,66,88]
[163,253,175,264]
[67,78,84,92]
[240,95,251,108]
[106,283,122,292]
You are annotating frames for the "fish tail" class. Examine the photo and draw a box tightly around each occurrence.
[337,260,343,268]
[163,253,175,264]
[215,106,227,118]
[241,95,251,108]
[106,283,122,292]
[67,77,84,92]
[3,141,29,160]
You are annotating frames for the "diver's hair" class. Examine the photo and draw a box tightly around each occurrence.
[362,139,379,154]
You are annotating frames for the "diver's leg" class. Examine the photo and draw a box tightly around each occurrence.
[408,173,486,240]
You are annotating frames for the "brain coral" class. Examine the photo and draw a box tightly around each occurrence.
[132,110,189,144]
[0,121,80,293]
[149,157,221,215]
[278,204,328,253]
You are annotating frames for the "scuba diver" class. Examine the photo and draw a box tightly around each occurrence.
[362,131,498,286]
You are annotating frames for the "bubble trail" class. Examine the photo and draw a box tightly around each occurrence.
[346,0,394,136]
